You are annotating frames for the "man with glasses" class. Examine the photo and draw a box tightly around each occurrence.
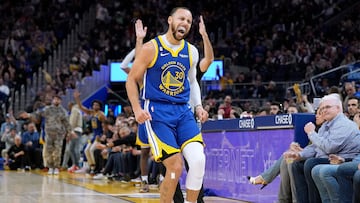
[285,94,360,203]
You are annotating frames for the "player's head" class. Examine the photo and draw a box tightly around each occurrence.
[168,7,192,41]
[92,100,103,111]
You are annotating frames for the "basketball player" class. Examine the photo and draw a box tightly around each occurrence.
[126,7,213,203]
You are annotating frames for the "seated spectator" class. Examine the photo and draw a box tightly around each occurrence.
[286,104,299,114]
[270,101,283,115]
[343,82,357,110]
[353,165,360,202]
[288,94,360,202]
[257,107,270,116]
[92,120,114,176]
[217,95,238,119]
[93,124,137,181]
[0,113,17,136]
[7,135,30,171]
[249,103,324,202]
[322,112,360,203]
[203,103,218,119]
[346,96,359,120]
[1,127,17,165]
[118,125,138,181]
[21,122,42,169]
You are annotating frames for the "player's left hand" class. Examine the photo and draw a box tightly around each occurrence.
[196,106,209,123]
[198,15,207,37]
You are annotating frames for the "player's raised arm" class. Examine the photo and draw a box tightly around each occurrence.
[198,15,214,72]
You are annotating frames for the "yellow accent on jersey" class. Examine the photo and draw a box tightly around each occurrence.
[181,133,204,151]
[147,129,180,162]
[148,39,158,68]
[158,36,185,57]
[39,136,45,145]
[135,133,150,148]
[188,43,193,67]
[162,71,183,88]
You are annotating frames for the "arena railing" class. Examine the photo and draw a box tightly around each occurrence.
[309,60,360,96]
[200,80,302,99]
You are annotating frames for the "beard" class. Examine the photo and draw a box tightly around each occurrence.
[171,23,188,41]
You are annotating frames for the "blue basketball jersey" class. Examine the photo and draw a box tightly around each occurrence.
[91,112,103,139]
[141,36,193,104]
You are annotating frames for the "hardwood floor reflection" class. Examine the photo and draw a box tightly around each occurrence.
[0,170,247,203]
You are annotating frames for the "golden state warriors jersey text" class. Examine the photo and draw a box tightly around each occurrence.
[141,36,191,103]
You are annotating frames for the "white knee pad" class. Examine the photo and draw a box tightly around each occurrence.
[182,142,206,190]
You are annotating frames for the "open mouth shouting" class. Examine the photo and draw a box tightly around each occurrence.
[172,25,187,40]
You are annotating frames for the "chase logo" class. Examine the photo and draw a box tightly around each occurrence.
[159,61,186,96]
[275,114,292,125]
[239,118,255,129]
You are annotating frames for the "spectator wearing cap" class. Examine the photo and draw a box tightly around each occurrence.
[19,94,72,175]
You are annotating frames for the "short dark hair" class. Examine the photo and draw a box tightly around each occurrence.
[270,101,281,109]
[53,94,62,100]
[348,96,360,103]
[92,100,103,109]
[170,7,191,16]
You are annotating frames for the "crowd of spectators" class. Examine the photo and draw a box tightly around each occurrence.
[0,0,94,113]
[76,0,360,111]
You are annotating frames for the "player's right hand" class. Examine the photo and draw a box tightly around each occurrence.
[134,109,152,124]
[135,19,147,40]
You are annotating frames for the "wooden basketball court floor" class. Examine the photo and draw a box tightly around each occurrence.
[0,170,248,203]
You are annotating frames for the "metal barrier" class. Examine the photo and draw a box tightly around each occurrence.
[309,61,360,96]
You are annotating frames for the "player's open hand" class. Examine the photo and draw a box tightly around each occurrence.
[198,15,207,37]
[135,19,147,40]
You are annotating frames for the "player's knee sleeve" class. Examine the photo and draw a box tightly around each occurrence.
[182,142,206,190]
